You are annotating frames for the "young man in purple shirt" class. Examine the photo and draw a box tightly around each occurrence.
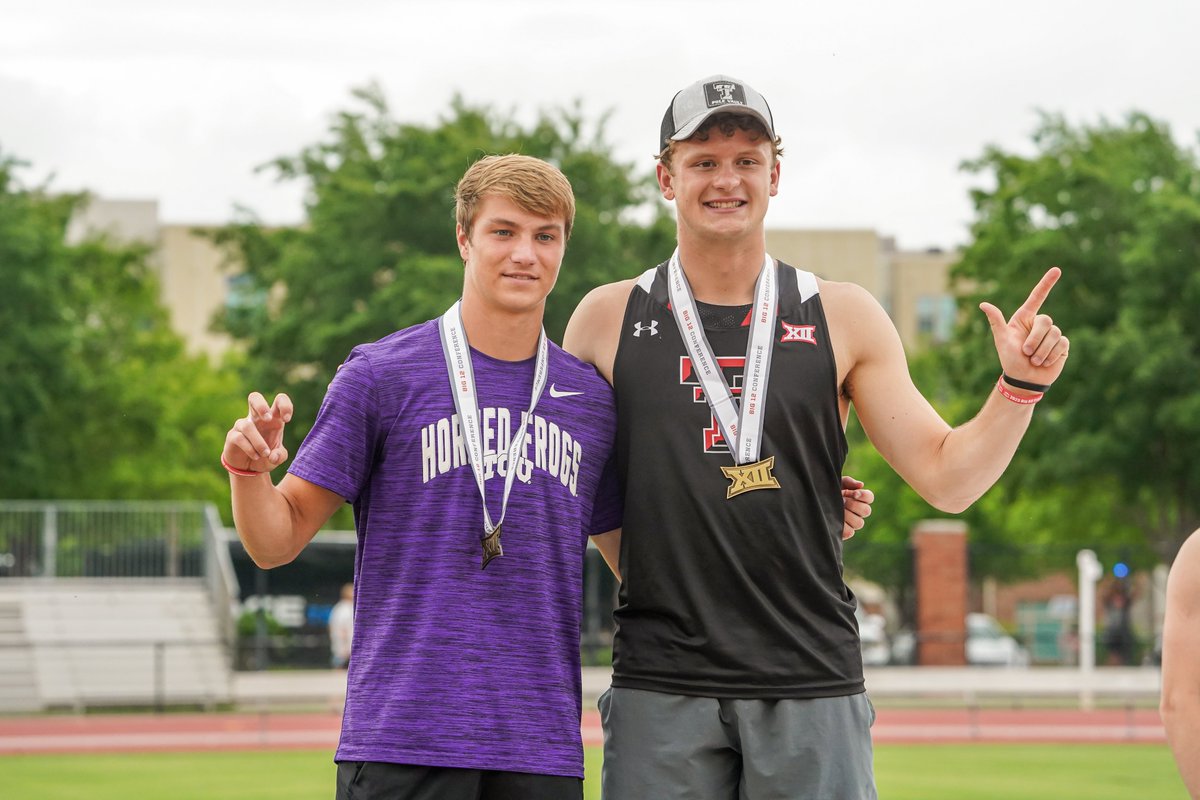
[223,154,619,799]
[222,153,875,799]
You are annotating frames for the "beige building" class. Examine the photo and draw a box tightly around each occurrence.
[766,228,959,348]
[67,198,235,359]
[70,198,959,357]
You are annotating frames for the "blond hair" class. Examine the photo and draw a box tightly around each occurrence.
[455,154,576,241]
[656,113,784,173]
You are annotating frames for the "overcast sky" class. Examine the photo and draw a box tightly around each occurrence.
[2,0,1197,250]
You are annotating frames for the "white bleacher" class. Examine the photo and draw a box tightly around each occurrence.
[0,600,39,712]
[0,579,232,711]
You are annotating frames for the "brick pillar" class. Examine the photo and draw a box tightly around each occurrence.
[912,520,968,666]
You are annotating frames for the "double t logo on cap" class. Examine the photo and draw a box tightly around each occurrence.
[659,74,775,152]
[704,81,746,108]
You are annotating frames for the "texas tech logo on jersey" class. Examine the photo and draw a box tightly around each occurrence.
[679,355,745,453]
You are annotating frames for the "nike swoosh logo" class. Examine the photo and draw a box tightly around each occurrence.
[548,385,583,398]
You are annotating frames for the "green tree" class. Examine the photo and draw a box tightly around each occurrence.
[842,353,949,597]
[944,112,1200,563]
[843,345,1151,621]
[839,352,1034,609]
[0,151,243,502]
[213,85,675,452]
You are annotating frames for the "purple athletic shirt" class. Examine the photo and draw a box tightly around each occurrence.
[288,319,621,779]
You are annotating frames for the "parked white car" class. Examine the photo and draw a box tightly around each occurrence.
[966,612,1031,667]
[887,613,1031,666]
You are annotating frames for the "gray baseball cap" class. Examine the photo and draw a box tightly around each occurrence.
[659,75,775,152]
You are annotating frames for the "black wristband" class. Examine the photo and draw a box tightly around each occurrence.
[1001,373,1051,393]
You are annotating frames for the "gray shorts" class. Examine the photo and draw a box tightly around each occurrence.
[599,686,877,800]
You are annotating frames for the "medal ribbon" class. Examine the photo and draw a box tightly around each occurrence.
[666,249,777,465]
[438,301,548,540]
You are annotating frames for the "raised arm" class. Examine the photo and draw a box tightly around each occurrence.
[222,391,345,568]
[828,268,1069,513]
[1162,531,1200,799]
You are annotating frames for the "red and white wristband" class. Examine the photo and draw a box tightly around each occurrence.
[221,455,263,477]
[996,373,1049,405]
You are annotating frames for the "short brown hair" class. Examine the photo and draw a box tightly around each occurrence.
[656,113,784,173]
[455,154,576,241]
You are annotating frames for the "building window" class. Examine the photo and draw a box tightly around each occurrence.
[916,294,956,344]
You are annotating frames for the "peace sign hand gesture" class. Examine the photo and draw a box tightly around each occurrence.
[222,392,294,474]
[979,267,1070,387]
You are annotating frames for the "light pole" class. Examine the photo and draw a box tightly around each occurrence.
[1077,549,1103,710]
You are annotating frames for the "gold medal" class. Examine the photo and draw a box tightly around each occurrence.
[481,525,504,569]
[720,456,781,499]
[666,251,782,502]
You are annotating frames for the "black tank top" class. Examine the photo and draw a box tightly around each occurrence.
[611,260,864,698]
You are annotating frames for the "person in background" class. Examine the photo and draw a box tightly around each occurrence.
[329,582,354,669]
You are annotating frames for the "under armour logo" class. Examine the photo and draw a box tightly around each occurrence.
[780,322,817,345]
[633,321,659,337]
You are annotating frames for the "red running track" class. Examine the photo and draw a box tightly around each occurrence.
[0,708,1165,755]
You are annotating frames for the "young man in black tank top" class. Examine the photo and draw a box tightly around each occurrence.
[564,75,1070,800]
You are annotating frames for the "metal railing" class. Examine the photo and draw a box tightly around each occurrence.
[0,500,208,578]
[202,504,241,650]
[0,501,241,653]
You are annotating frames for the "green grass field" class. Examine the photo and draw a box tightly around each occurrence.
[1,743,1187,799]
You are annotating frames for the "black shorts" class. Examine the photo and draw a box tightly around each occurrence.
[335,760,583,800]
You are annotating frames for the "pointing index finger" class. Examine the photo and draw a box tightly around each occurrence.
[1016,267,1062,317]
[247,392,271,421]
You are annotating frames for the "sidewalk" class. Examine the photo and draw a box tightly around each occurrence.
[230,667,615,708]
[231,666,1163,710]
